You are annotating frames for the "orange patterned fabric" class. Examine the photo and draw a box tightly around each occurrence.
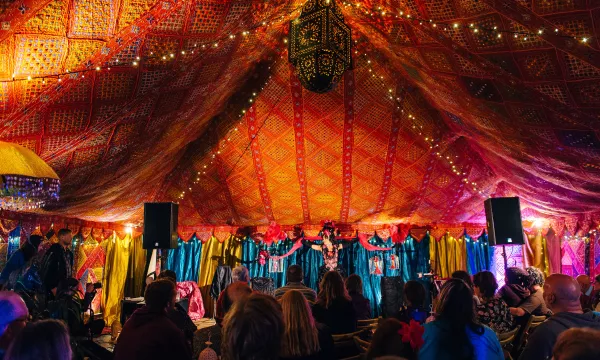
[0,0,598,228]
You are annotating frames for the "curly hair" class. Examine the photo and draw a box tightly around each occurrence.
[526,267,545,287]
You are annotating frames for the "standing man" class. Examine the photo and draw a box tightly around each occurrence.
[40,229,74,301]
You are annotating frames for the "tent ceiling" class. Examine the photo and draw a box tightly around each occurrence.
[1,0,599,226]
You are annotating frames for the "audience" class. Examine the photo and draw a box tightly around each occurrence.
[274,265,317,303]
[419,278,503,360]
[395,280,428,324]
[193,281,252,358]
[510,266,551,318]
[473,271,514,333]
[0,291,29,360]
[5,319,71,360]
[215,265,250,321]
[552,328,600,360]
[518,274,600,360]
[113,279,191,360]
[221,293,284,360]
[345,274,371,320]
[280,290,334,360]
[452,270,480,305]
[498,267,530,307]
[366,318,418,360]
[0,235,42,289]
[39,228,74,302]
[156,270,197,343]
[312,271,357,334]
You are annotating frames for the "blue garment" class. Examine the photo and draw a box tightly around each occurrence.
[0,249,25,284]
[419,321,504,360]
[166,237,202,282]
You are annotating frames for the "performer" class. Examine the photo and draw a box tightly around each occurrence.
[305,221,350,283]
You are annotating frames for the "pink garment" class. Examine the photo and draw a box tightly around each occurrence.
[176,281,205,320]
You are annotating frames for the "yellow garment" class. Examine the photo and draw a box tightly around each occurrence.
[430,234,466,278]
[198,235,242,317]
[102,233,131,326]
[526,231,549,277]
[124,235,146,298]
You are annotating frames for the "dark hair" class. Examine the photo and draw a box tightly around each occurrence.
[21,235,42,262]
[222,282,253,315]
[595,275,600,284]
[158,270,177,282]
[317,271,350,308]
[366,318,417,360]
[505,267,530,287]
[5,319,72,360]
[57,229,72,237]
[144,279,175,311]
[404,280,426,307]
[232,266,250,282]
[222,293,284,360]
[435,278,483,360]
[473,271,498,299]
[452,270,473,288]
[345,274,364,295]
[286,265,304,283]
[553,328,600,360]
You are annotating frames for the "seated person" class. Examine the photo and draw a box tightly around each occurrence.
[366,318,418,360]
[518,274,600,360]
[395,280,428,324]
[193,281,252,359]
[473,271,514,333]
[510,267,551,318]
[0,235,42,290]
[312,271,356,334]
[114,279,191,360]
[47,278,104,336]
[156,270,197,343]
[345,274,371,320]
[452,270,480,305]
[274,265,316,303]
[552,328,600,360]
[215,266,249,321]
[497,267,530,308]
[576,274,600,312]
[0,291,29,360]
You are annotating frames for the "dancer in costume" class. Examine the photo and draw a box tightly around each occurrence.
[304,221,348,283]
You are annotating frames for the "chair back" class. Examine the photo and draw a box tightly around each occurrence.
[357,317,380,330]
[497,325,520,348]
[353,336,370,354]
[528,315,547,331]
[333,330,364,359]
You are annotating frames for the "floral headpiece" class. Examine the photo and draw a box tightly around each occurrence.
[398,320,425,351]
[319,220,337,238]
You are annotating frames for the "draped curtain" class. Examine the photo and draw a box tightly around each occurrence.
[465,233,492,275]
[124,236,147,298]
[242,237,299,289]
[102,234,131,326]
[166,236,202,282]
[430,234,466,278]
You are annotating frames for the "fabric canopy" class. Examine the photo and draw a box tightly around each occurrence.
[0,0,599,227]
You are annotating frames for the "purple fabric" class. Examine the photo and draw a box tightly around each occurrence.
[545,228,561,274]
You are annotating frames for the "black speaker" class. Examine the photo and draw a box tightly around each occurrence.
[380,276,405,317]
[484,197,524,246]
[143,202,178,249]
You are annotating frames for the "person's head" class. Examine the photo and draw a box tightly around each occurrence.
[404,280,426,308]
[594,275,600,292]
[232,266,249,283]
[544,274,582,314]
[576,275,591,293]
[5,319,71,360]
[286,264,304,283]
[473,271,498,299]
[0,292,28,350]
[505,267,530,287]
[317,271,350,308]
[345,274,364,295]
[222,282,252,315]
[435,278,481,360]
[144,279,176,312]
[553,327,600,360]
[57,228,72,247]
[21,235,43,261]
[451,270,473,288]
[222,293,284,360]
[280,290,319,358]
[527,267,545,290]
[366,318,417,360]
[157,270,177,283]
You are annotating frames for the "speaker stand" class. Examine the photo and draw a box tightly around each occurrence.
[501,245,508,273]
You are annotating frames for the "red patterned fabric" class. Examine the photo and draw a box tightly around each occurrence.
[176,281,205,321]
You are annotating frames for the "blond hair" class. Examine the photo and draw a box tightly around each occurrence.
[280,290,320,357]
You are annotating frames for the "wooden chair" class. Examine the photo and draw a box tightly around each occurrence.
[357,317,380,331]
[333,330,364,360]
[528,315,547,332]
[353,335,371,354]
[496,326,520,360]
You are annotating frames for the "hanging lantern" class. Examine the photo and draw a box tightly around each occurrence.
[288,0,352,93]
[0,141,60,211]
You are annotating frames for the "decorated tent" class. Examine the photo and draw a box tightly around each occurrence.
[1,0,600,318]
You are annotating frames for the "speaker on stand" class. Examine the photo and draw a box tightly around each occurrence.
[143,202,179,249]
[484,197,525,271]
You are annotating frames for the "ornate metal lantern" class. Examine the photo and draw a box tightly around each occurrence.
[288,0,352,93]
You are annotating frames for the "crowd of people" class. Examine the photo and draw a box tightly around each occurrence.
[2,231,600,360]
